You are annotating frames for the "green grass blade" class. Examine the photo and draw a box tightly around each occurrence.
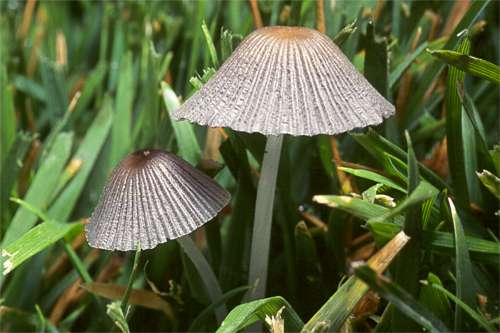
[338,166,406,193]
[391,131,423,331]
[1,67,16,165]
[48,98,113,221]
[446,32,473,208]
[161,82,201,165]
[178,236,227,324]
[2,132,73,246]
[426,282,496,332]
[354,265,449,333]
[201,20,219,68]
[216,296,304,333]
[445,197,478,331]
[1,220,82,276]
[476,170,500,199]
[428,49,500,83]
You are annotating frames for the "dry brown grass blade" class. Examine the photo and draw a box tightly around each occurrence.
[300,210,328,231]
[330,137,354,194]
[423,137,449,178]
[56,30,68,67]
[50,278,84,324]
[367,231,410,270]
[316,0,326,34]
[442,0,471,37]
[248,0,263,29]
[203,128,222,162]
[17,0,37,40]
[82,282,175,320]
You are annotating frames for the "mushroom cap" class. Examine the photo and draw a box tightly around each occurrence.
[86,150,230,251]
[173,26,395,136]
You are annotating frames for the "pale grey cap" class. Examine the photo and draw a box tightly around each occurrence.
[173,26,395,136]
[86,150,230,251]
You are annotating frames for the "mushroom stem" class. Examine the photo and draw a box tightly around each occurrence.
[177,235,227,323]
[247,134,284,300]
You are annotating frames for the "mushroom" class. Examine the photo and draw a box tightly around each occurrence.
[86,149,230,320]
[173,26,395,299]
[86,149,230,251]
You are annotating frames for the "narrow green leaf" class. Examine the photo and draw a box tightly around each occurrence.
[3,132,73,246]
[216,296,303,333]
[338,166,406,193]
[428,49,500,83]
[48,99,113,221]
[332,20,357,46]
[1,220,82,276]
[202,20,219,68]
[391,131,422,331]
[426,282,497,332]
[445,197,477,331]
[161,82,201,164]
[354,265,449,333]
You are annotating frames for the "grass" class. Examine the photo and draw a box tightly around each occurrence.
[0,1,499,332]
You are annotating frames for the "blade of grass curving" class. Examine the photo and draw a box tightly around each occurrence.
[446,31,473,208]
[428,49,500,83]
[1,219,82,276]
[201,20,219,68]
[338,166,406,193]
[302,232,410,332]
[403,0,491,126]
[391,131,422,331]
[216,296,303,333]
[354,265,449,333]
[178,235,227,324]
[445,197,478,331]
[424,281,496,332]
[161,82,201,165]
[2,132,73,246]
[48,98,113,221]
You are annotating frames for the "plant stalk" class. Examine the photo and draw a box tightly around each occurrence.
[247,135,284,300]
[177,235,227,324]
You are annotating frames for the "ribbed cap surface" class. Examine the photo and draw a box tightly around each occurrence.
[173,26,394,136]
[86,150,230,251]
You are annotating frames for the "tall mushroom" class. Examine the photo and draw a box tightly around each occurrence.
[86,149,230,321]
[173,26,395,300]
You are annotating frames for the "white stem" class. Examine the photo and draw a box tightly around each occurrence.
[247,135,284,300]
[177,235,227,324]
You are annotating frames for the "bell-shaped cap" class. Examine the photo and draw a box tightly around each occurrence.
[173,26,395,136]
[86,150,230,251]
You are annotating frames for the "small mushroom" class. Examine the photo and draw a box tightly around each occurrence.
[86,149,230,251]
[173,26,394,135]
[173,26,395,300]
